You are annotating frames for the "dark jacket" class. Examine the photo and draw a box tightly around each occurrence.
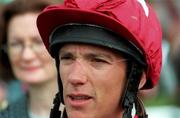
[0,96,29,118]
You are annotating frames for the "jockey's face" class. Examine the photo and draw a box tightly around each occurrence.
[59,43,127,118]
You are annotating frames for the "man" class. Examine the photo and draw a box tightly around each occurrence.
[36,0,162,118]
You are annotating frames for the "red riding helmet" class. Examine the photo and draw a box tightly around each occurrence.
[37,0,162,90]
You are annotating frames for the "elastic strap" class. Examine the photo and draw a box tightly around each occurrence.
[50,57,64,118]
[122,63,147,118]
[50,92,61,118]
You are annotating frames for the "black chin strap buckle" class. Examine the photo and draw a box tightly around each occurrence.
[123,91,135,118]
[122,63,144,118]
[50,93,61,118]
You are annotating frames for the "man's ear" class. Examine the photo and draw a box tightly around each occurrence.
[138,71,146,89]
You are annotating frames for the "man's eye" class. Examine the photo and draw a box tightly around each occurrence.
[60,56,72,60]
[60,55,75,65]
[90,58,110,69]
[91,58,107,63]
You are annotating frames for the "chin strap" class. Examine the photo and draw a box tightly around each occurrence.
[50,58,66,118]
[50,92,61,118]
[50,92,68,118]
[122,63,148,118]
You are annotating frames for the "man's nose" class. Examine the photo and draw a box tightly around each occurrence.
[67,60,88,86]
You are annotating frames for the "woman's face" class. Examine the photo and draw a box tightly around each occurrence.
[7,13,57,84]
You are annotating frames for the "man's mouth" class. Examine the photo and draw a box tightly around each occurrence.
[69,95,92,100]
[67,94,93,107]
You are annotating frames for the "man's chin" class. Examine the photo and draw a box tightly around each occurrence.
[67,112,93,118]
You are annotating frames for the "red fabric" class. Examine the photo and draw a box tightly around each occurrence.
[37,0,162,89]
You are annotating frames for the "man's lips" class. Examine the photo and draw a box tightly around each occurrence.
[69,95,92,100]
[67,93,93,107]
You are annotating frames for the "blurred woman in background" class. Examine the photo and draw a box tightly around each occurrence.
[0,0,59,118]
